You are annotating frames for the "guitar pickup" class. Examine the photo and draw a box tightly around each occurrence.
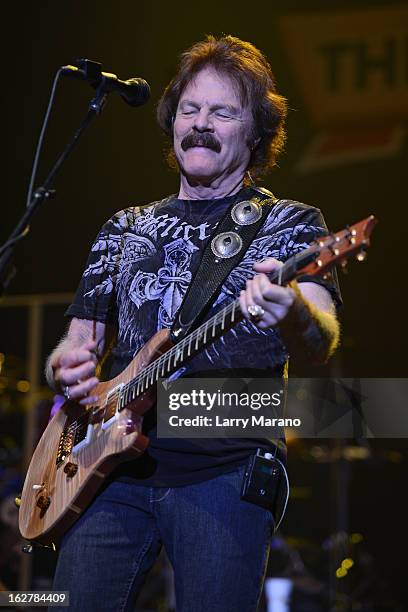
[72,411,93,454]
[102,384,123,430]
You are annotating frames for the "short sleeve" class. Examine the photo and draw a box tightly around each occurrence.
[284,204,343,311]
[65,208,135,324]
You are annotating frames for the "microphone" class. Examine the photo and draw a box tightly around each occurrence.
[61,59,150,107]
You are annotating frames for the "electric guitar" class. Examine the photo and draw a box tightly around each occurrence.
[18,216,377,546]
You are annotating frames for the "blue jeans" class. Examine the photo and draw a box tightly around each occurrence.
[52,466,275,611]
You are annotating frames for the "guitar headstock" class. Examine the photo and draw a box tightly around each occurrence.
[295,215,378,277]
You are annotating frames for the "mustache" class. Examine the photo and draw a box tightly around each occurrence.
[181,132,221,153]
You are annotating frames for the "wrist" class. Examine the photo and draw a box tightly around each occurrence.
[279,283,313,335]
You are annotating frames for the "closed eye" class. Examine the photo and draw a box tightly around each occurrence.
[214,111,234,119]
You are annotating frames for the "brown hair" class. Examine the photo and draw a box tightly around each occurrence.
[157,35,288,177]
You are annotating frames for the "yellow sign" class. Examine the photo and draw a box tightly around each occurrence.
[278,6,408,127]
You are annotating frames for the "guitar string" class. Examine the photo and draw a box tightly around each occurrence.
[59,251,313,446]
[61,263,289,442]
[63,297,244,440]
[116,264,285,400]
[60,229,361,455]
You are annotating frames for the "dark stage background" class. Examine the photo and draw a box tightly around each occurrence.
[1,1,407,610]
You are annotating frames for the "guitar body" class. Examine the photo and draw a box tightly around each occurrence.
[18,329,172,546]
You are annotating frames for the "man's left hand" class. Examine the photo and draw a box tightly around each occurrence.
[239,258,299,329]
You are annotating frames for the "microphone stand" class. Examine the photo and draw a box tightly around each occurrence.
[0,83,108,296]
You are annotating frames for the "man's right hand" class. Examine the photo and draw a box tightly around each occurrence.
[53,339,100,405]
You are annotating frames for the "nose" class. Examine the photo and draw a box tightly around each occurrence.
[193,108,213,132]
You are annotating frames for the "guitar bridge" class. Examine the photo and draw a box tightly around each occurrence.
[56,424,75,466]
[56,410,93,465]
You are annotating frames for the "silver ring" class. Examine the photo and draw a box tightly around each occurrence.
[63,385,71,400]
[77,378,83,384]
[248,304,265,320]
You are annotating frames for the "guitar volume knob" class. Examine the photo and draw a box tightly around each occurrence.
[64,462,78,477]
[36,495,51,511]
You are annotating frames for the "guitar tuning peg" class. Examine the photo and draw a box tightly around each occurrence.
[356,251,367,262]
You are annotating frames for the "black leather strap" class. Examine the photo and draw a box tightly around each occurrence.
[171,186,280,342]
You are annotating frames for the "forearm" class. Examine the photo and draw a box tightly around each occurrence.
[278,284,340,364]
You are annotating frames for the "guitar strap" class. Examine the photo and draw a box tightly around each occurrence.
[171,186,280,342]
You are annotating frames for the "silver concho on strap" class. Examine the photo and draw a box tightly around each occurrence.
[231,199,262,226]
[211,232,243,259]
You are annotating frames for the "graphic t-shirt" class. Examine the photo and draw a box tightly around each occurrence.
[66,186,341,486]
